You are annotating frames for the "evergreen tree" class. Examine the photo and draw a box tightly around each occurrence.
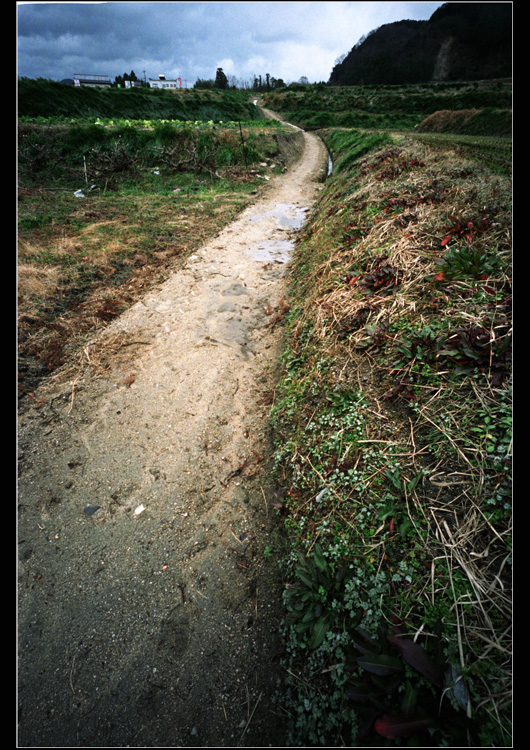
[214,68,228,89]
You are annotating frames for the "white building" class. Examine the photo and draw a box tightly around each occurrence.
[149,74,182,89]
[73,74,112,88]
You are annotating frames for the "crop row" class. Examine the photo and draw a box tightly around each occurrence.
[18,115,287,130]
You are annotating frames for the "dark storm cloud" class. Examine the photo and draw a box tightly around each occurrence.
[17,2,444,85]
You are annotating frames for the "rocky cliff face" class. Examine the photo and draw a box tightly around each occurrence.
[328,3,512,86]
[431,36,455,82]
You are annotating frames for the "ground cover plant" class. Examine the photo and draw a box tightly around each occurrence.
[17,114,293,401]
[270,128,511,746]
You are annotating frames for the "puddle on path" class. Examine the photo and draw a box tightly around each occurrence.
[247,203,307,230]
[247,202,307,264]
[250,238,294,264]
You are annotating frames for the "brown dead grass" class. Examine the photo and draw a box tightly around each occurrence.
[418,109,479,133]
[17,174,268,401]
[283,133,512,742]
[18,262,62,311]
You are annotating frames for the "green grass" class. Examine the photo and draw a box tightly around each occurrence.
[261,80,512,136]
[18,77,262,121]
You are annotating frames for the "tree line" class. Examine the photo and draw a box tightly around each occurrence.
[194,68,288,91]
[110,68,307,92]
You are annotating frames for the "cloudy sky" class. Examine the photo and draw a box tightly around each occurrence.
[17,1,444,86]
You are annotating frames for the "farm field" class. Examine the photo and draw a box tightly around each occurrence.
[261,78,512,137]
[18,108,295,398]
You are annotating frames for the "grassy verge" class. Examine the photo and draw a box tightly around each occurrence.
[17,119,293,401]
[270,129,512,746]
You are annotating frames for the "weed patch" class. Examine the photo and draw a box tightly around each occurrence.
[271,127,511,745]
[17,120,295,400]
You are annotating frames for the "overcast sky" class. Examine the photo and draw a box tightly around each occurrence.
[17,1,445,86]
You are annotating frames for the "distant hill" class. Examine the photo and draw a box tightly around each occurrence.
[328,2,512,86]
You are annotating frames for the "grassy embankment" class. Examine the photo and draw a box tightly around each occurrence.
[261,79,512,137]
[17,81,293,399]
[18,77,261,121]
[267,85,511,747]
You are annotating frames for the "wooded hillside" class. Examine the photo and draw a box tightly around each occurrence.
[328,2,512,86]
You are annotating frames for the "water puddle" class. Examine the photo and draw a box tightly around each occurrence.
[247,203,307,230]
[250,238,294,264]
[327,152,333,177]
[247,203,307,264]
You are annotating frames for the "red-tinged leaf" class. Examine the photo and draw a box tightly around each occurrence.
[374,712,435,739]
[387,635,441,686]
[389,517,395,533]
[434,271,444,281]
[441,235,451,246]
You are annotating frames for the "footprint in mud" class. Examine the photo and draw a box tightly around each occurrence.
[157,603,191,662]
[195,284,267,359]
[220,282,249,297]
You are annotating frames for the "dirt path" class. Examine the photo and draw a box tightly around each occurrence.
[17,123,327,747]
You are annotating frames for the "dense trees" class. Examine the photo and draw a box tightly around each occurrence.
[113,70,141,88]
[193,69,287,91]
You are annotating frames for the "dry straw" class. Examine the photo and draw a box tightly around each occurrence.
[288,134,511,736]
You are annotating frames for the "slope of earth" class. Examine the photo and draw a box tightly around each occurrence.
[17,124,328,747]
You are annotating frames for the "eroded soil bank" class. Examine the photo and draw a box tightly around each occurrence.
[17,127,327,747]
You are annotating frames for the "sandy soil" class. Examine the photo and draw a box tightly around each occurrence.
[17,121,328,747]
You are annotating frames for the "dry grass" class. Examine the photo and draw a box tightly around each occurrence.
[418,109,480,132]
[17,173,268,403]
[278,132,512,743]
[18,261,62,311]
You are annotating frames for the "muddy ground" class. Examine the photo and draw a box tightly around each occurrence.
[17,120,328,747]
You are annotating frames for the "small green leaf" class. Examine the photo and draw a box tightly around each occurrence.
[309,613,331,649]
[312,543,329,574]
[294,620,312,634]
[296,568,315,590]
[407,472,423,493]
[401,680,417,713]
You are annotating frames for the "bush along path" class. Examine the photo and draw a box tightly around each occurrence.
[17,123,328,746]
[270,128,512,746]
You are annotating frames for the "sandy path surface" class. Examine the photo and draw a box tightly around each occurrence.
[18,124,327,747]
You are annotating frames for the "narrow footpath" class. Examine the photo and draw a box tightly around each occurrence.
[17,124,328,747]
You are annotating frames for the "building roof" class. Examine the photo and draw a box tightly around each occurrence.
[73,73,112,84]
